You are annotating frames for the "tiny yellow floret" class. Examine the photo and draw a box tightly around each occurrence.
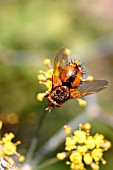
[57,122,111,170]
[65,136,77,151]
[19,156,25,162]
[84,122,91,130]
[57,152,67,160]
[65,48,71,55]
[91,148,103,162]
[102,140,111,150]
[77,99,87,107]
[85,136,95,150]
[84,153,92,165]
[87,76,94,81]
[37,93,45,101]
[37,74,46,81]
[91,162,99,170]
[70,151,82,164]
[43,58,51,66]
[74,130,86,144]
[64,125,72,134]
[3,142,16,155]
[77,145,88,153]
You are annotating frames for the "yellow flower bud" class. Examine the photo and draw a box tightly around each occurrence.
[37,93,45,101]
[2,133,15,144]
[102,140,112,151]
[84,122,91,130]
[45,81,52,91]
[57,152,67,160]
[91,162,99,170]
[74,130,86,144]
[77,99,87,107]
[19,156,25,162]
[94,133,104,148]
[66,161,70,165]
[43,59,51,66]
[65,48,71,55]
[77,145,88,153]
[3,142,16,155]
[37,74,46,81]
[85,136,95,150]
[70,151,82,164]
[84,153,92,165]
[101,158,106,165]
[64,125,72,134]
[87,76,94,81]
[65,136,77,151]
[91,148,103,162]
[70,162,85,170]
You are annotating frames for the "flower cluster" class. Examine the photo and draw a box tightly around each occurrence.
[57,123,111,170]
[37,58,53,102]
[0,120,25,169]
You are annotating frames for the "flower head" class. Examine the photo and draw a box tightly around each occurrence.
[37,58,53,102]
[0,121,25,169]
[57,123,111,170]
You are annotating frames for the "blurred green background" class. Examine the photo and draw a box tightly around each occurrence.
[0,0,113,170]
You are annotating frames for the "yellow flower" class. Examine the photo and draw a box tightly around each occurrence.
[2,133,15,144]
[19,156,25,162]
[57,152,67,160]
[70,151,82,164]
[43,58,51,66]
[94,133,104,148]
[37,93,46,101]
[102,140,111,151]
[84,153,92,165]
[65,136,77,151]
[77,145,88,154]
[83,122,91,130]
[74,130,86,144]
[3,142,16,155]
[37,74,46,81]
[57,122,111,170]
[70,162,85,170]
[65,48,71,55]
[87,76,94,81]
[0,124,25,169]
[90,162,99,170]
[85,136,95,150]
[77,99,87,107]
[64,125,72,135]
[45,80,52,92]
[37,59,53,102]
[91,148,103,162]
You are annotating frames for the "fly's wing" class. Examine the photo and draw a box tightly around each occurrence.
[70,80,109,98]
[52,48,69,88]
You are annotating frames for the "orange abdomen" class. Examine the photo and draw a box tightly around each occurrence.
[60,64,82,88]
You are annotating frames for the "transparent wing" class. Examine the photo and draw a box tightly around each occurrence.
[70,80,109,98]
[53,48,69,77]
[52,48,69,88]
